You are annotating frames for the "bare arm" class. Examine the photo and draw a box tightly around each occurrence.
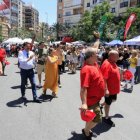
[92,32,100,50]
[47,56,58,64]
[0,62,3,75]
[80,87,88,111]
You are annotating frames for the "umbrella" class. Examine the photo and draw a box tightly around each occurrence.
[107,40,123,46]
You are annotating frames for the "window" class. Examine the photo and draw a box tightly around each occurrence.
[111,8,115,13]
[65,12,71,16]
[59,6,62,9]
[120,1,128,8]
[93,0,97,4]
[58,14,62,18]
[87,3,90,7]
[65,20,71,23]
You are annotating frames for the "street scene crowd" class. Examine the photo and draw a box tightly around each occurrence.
[0,32,140,140]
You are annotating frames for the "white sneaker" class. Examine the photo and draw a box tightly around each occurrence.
[37,84,42,88]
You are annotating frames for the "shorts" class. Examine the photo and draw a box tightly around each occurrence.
[105,94,117,105]
[37,64,45,75]
[88,103,102,123]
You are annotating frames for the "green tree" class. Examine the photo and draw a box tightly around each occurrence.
[52,22,64,40]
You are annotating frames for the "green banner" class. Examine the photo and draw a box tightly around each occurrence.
[98,15,108,38]
[116,28,124,40]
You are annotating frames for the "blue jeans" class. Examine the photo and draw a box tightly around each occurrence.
[20,68,37,99]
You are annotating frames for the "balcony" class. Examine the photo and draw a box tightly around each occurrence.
[130,0,137,7]
[64,3,83,9]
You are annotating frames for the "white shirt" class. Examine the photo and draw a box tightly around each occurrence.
[18,50,35,70]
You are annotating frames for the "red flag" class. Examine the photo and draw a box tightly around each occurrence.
[0,0,10,11]
[124,13,136,40]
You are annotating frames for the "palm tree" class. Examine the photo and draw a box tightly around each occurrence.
[52,22,64,40]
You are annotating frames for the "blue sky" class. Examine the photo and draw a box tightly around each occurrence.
[23,0,57,25]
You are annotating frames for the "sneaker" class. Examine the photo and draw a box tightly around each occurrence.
[130,86,133,91]
[124,84,127,90]
[58,84,62,88]
[82,129,92,140]
[22,96,27,101]
[37,84,42,88]
[52,92,58,98]
[33,97,42,103]
[104,117,115,127]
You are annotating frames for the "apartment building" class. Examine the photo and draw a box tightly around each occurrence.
[0,16,9,39]
[84,0,140,16]
[24,5,39,31]
[57,0,64,24]
[18,0,25,28]
[57,0,84,25]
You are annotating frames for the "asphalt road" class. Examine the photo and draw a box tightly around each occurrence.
[0,58,140,140]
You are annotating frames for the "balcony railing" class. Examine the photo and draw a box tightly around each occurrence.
[64,3,83,9]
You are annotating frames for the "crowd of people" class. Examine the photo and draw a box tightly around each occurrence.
[0,33,140,140]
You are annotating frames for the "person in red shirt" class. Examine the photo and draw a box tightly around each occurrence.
[100,50,120,127]
[80,47,105,140]
[0,46,6,75]
[0,61,2,75]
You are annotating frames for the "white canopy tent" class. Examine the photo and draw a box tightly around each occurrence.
[23,38,38,44]
[3,37,23,44]
[52,41,72,46]
[72,41,86,45]
[124,35,140,45]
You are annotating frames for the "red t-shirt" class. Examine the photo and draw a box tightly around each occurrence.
[101,59,120,95]
[0,48,6,62]
[80,62,105,106]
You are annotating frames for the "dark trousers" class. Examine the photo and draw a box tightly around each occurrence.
[1,61,6,75]
[20,69,37,99]
[135,66,140,83]
[58,66,61,85]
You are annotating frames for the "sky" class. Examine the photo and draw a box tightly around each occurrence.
[23,0,57,25]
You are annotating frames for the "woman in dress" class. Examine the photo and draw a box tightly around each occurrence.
[43,48,59,98]
[124,50,138,90]
[70,47,78,73]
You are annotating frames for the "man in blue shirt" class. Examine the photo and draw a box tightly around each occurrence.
[18,42,41,103]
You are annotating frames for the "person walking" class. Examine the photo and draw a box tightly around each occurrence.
[0,46,7,76]
[80,47,105,140]
[36,42,47,88]
[43,48,59,98]
[100,50,120,127]
[135,51,140,83]
[124,50,138,90]
[55,44,63,88]
[18,42,41,103]
[0,61,2,75]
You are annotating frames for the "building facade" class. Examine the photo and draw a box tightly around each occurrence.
[57,0,64,24]
[57,0,84,25]
[84,0,140,16]
[24,5,39,31]
[0,16,9,40]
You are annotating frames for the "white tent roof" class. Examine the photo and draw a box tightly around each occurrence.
[124,35,140,45]
[3,37,23,44]
[23,38,38,44]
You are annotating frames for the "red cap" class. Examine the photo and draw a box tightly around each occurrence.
[80,110,96,122]
[123,70,133,80]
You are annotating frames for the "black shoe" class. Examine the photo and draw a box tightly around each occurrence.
[33,98,41,103]
[22,96,27,101]
[104,118,115,127]
[82,129,92,140]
